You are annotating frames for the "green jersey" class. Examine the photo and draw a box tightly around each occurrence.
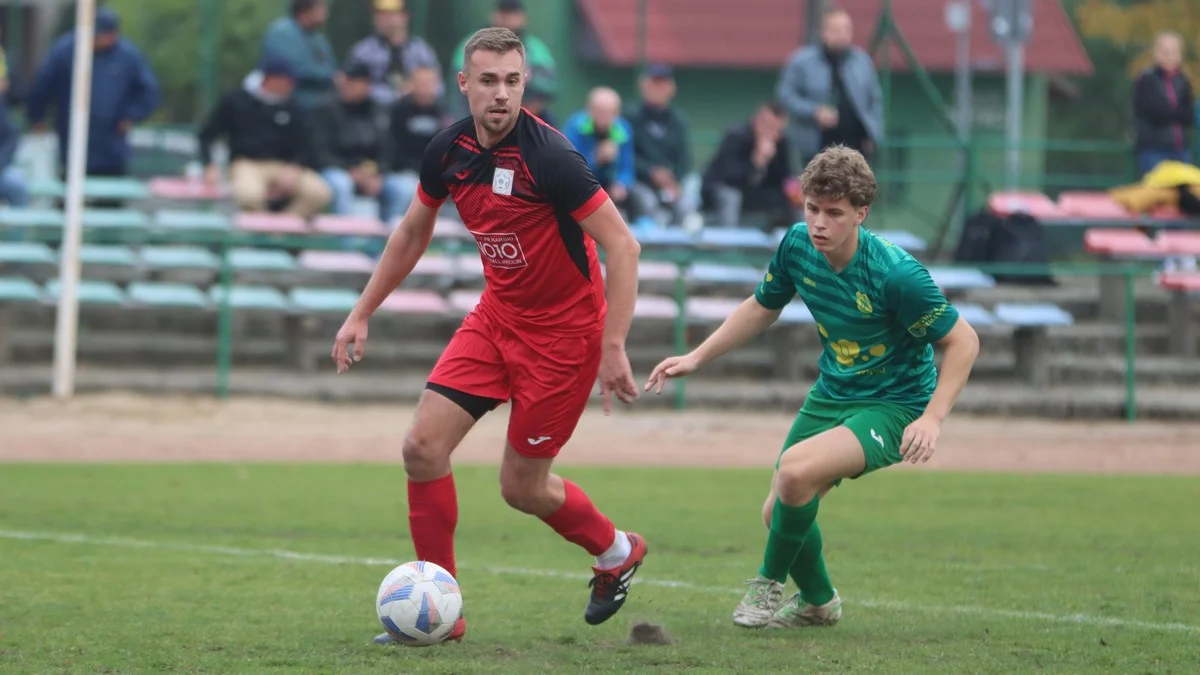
[755,224,960,410]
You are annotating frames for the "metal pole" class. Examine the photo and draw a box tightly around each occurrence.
[51,0,96,399]
[1005,40,1023,190]
[948,1,973,251]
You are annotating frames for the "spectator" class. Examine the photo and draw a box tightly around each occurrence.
[197,56,331,218]
[701,102,796,229]
[1133,32,1195,177]
[0,97,27,207]
[449,0,557,119]
[385,65,446,220]
[310,61,400,222]
[626,63,698,225]
[262,0,336,111]
[776,7,882,167]
[524,80,557,128]
[26,8,159,179]
[563,87,635,211]
[346,0,441,108]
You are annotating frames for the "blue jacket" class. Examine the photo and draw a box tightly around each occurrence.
[261,17,336,111]
[562,111,636,190]
[26,34,159,173]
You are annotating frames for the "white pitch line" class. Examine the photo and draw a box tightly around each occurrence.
[1,528,1197,635]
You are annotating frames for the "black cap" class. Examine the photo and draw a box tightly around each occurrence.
[643,63,674,79]
[496,0,525,12]
[260,54,296,80]
[342,60,372,81]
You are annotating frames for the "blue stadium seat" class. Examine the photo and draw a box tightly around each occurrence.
[634,226,694,247]
[228,248,298,271]
[927,266,996,291]
[0,276,42,302]
[154,210,232,231]
[687,262,763,286]
[953,302,997,327]
[209,285,290,311]
[139,246,221,270]
[778,302,815,324]
[44,279,126,305]
[29,176,149,201]
[288,287,360,313]
[80,245,137,268]
[83,209,150,231]
[696,227,775,251]
[127,282,210,309]
[0,207,62,229]
[0,241,56,265]
[994,303,1074,327]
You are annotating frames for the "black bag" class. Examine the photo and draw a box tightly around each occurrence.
[953,209,1056,286]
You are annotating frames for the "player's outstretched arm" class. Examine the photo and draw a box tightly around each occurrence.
[579,198,642,411]
[900,315,979,463]
[645,297,781,394]
[331,198,439,373]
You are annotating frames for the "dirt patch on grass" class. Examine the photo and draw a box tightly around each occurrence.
[2,393,1199,475]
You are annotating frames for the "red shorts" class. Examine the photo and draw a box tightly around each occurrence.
[427,306,602,458]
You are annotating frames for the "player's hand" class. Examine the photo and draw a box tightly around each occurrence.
[331,311,369,373]
[644,353,700,395]
[598,343,638,414]
[900,414,941,464]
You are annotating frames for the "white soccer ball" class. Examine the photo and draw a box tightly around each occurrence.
[376,561,463,646]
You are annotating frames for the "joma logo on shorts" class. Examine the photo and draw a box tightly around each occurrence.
[470,230,528,269]
[908,303,948,338]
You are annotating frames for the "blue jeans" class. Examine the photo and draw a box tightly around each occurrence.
[0,165,29,206]
[1137,149,1192,179]
[321,167,414,223]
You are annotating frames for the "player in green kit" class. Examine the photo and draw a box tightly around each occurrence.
[645,145,980,629]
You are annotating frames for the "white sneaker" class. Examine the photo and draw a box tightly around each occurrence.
[732,576,785,628]
[767,590,842,628]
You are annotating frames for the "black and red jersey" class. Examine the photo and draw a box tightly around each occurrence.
[416,109,610,336]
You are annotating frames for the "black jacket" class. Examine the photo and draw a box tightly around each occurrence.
[702,121,791,194]
[1133,66,1195,153]
[197,84,318,168]
[625,101,691,184]
[309,97,385,170]
[389,95,444,174]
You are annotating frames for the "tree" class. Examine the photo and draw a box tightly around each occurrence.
[1074,0,1200,75]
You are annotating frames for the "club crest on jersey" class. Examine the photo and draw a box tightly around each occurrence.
[855,291,873,315]
[492,168,515,196]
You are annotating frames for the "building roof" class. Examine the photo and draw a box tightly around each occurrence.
[575,0,1093,75]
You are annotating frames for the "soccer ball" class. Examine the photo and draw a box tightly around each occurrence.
[375,561,463,646]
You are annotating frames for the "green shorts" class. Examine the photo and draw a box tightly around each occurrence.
[775,389,921,483]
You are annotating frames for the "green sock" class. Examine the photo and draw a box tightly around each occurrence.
[789,521,835,606]
[758,495,820,583]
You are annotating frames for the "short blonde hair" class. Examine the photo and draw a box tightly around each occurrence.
[799,145,877,208]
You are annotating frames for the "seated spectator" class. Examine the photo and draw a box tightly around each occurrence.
[449,0,557,119]
[626,63,699,226]
[0,95,27,207]
[311,61,403,222]
[701,101,796,229]
[385,65,446,220]
[197,56,331,218]
[563,87,634,211]
[346,0,441,108]
[261,0,336,112]
[1133,32,1194,177]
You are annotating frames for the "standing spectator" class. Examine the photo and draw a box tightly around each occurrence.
[346,0,441,108]
[197,56,331,218]
[776,7,882,168]
[1133,32,1195,177]
[563,87,634,212]
[262,0,336,111]
[448,0,557,119]
[311,61,400,222]
[385,65,446,220]
[626,63,697,225]
[26,8,159,179]
[701,102,796,229]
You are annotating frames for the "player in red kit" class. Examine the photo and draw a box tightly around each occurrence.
[331,27,647,644]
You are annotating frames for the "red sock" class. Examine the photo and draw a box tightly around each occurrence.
[540,480,616,556]
[407,474,458,577]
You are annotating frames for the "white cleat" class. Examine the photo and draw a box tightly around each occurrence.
[732,576,786,628]
[767,590,842,628]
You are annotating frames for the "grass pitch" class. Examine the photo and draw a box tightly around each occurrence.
[0,464,1196,674]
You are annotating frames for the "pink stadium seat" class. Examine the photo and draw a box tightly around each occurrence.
[1155,231,1200,256]
[988,191,1064,219]
[686,297,741,322]
[634,295,680,319]
[379,289,450,315]
[456,255,484,277]
[312,215,388,238]
[147,177,227,201]
[1150,205,1186,220]
[411,255,456,276]
[448,289,481,313]
[1158,271,1200,292]
[298,250,376,273]
[234,212,309,234]
[433,218,470,240]
[1056,192,1135,220]
[1084,228,1162,257]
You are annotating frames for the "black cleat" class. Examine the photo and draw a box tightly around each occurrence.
[584,532,648,625]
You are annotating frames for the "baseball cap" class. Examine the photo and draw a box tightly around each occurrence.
[374,0,406,12]
[496,0,525,12]
[643,63,674,79]
[260,54,296,80]
[95,8,120,34]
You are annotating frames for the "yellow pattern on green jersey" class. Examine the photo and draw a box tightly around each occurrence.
[755,223,960,410]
